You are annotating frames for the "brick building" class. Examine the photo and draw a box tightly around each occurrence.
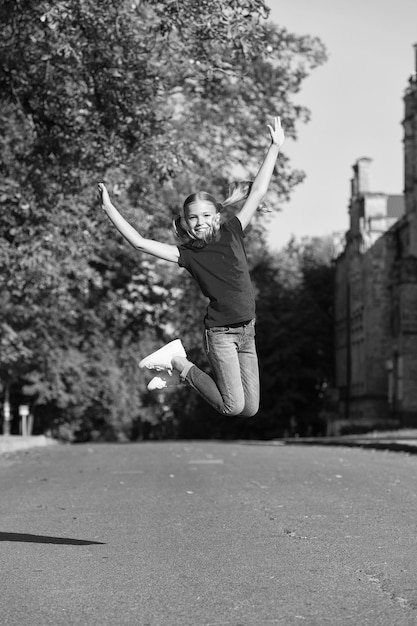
[333,45,417,435]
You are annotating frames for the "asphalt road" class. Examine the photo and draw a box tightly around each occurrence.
[1,441,417,626]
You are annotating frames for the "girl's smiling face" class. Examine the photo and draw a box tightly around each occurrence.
[185,201,219,240]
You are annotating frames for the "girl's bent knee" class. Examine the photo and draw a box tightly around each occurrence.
[220,401,245,417]
[219,398,259,417]
[239,402,260,418]
[240,408,259,418]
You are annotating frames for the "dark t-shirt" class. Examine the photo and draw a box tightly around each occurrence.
[178,216,256,328]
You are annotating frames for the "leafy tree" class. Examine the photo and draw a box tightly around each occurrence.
[0,0,327,438]
[251,236,336,438]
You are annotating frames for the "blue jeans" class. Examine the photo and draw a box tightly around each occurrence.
[180,319,259,417]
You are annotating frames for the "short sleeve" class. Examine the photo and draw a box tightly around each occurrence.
[177,246,190,269]
[227,215,245,238]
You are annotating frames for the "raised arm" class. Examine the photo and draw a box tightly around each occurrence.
[98,183,180,263]
[236,116,285,230]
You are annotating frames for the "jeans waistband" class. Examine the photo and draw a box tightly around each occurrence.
[228,319,253,328]
[205,319,254,330]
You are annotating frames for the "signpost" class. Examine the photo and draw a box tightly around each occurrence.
[18,405,32,437]
[3,399,11,436]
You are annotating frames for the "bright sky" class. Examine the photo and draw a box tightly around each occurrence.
[265,0,417,250]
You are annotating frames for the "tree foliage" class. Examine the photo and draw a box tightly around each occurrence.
[0,0,328,439]
[252,237,336,438]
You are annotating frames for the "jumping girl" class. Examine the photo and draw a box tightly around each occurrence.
[98,116,285,417]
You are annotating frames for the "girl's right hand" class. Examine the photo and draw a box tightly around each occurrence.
[97,182,111,210]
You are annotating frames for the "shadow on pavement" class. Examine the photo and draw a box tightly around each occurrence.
[0,532,105,545]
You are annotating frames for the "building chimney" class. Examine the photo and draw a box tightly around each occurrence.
[353,157,372,194]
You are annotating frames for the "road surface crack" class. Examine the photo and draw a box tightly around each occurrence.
[358,569,416,611]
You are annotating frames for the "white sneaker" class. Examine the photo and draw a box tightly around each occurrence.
[138,339,187,371]
[147,370,182,391]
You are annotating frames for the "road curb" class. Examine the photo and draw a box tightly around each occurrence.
[282,437,417,454]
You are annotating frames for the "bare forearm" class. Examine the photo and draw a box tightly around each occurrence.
[103,202,145,249]
[251,142,280,198]
[100,191,179,262]
[236,143,280,230]
[235,116,284,230]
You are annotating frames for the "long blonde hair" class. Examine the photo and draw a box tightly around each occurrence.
[173,182,265,246]
[223,181,270,213]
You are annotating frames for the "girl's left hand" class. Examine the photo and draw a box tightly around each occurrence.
[267,116,285,148]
